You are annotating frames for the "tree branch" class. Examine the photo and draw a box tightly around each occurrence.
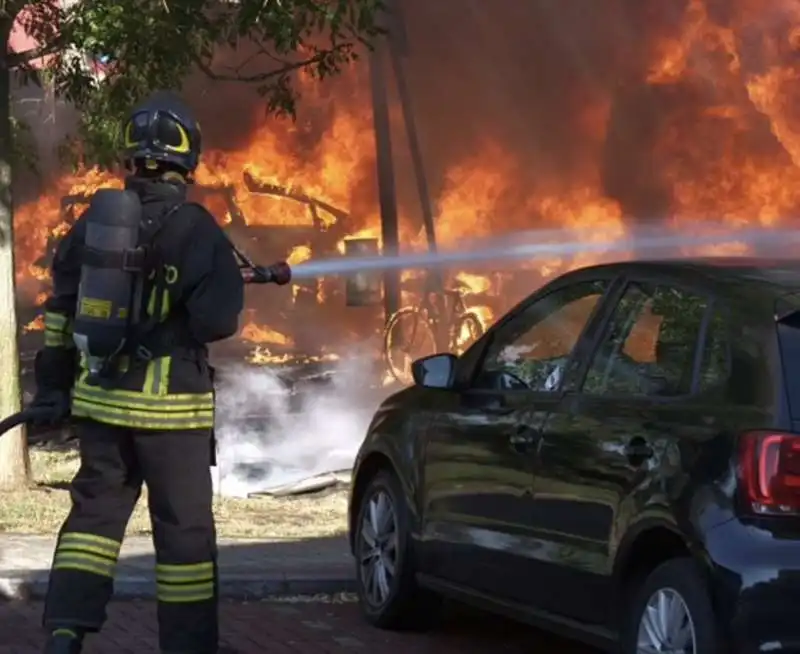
[7,33,66,70]
[192,43,352,83]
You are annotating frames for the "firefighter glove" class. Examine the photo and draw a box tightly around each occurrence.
[29,389,71,426]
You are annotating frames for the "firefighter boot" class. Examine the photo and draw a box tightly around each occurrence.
[43,628,84,654]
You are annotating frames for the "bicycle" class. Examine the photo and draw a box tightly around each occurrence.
[383,279,485,385]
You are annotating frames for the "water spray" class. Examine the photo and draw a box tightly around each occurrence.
[289,225,800,280]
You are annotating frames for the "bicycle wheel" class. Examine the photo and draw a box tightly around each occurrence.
[383,307,437,385]
[451,312,484,354]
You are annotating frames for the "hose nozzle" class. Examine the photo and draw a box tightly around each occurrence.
[242,261,292,285]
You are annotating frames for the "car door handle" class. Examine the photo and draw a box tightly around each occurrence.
[623,440,654,460]
[508,427,542,454]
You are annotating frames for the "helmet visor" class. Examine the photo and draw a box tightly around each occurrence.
[124,111,191,154]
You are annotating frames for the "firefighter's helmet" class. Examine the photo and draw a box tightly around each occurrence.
[122,91,202,175]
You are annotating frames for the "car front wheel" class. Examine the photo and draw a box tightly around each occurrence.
[620,558,720,654]
[354,469,440,630]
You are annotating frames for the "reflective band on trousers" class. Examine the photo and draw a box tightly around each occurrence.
[44,311,74,348]
[156,561,215,603]
[52,532,122,578]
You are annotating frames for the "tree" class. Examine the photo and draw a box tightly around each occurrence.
[0,0,383,490]
[0,1,61,491]
[57,0,384,166]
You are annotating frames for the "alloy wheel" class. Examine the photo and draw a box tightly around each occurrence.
[636,588,697,654]
[358,489,399,608]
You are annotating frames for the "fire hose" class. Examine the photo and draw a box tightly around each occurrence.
[0,247,292,440]
[230,241,292,286]
[0,407,62,439]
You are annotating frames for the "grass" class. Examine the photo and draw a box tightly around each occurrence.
[0,445,349,540]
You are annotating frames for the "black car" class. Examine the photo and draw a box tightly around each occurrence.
[348,258,800,654]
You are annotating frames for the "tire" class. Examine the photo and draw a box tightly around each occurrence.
[450,311,484,354]
[383,307,437,385]
[620,558,720,654]
[353,469,441,630]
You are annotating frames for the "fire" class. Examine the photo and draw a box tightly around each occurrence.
[23,314,43,333]
[247,346,340,367]
[646,0,740,86]
[287,245,312,266]
[240,322,293,347]
[453,271,495,333]
[643,0,800,228]
[13,1,800,373]
[336,228,381,254]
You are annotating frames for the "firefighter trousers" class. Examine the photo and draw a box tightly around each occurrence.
[43,419,218,654]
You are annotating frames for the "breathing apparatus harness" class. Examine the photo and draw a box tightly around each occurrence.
[71,186,289,391]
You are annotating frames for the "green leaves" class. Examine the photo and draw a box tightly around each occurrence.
[191,0,385,116]
[9,0,384,169]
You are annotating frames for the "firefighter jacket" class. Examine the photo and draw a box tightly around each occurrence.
[35,176,245,430]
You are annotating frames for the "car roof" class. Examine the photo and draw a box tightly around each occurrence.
[571,257,800,295]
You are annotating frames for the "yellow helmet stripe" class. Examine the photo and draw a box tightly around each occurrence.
[123,121,140,148]
[163,122,191,154]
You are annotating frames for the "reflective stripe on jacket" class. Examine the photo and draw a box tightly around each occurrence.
[71,371,215,430]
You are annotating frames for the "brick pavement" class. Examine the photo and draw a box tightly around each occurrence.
[0,599,598,653]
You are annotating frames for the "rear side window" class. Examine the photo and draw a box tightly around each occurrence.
[778,314,800,418]
[583,282,709,397]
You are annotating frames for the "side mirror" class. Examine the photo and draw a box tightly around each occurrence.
[411,353,457,389]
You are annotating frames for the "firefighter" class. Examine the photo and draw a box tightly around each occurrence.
[31,91,290,654]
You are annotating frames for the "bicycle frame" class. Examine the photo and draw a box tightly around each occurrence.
[418,288,469,352]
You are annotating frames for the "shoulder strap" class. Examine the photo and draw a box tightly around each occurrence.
[129,203,184,348]
[129,202,201,361]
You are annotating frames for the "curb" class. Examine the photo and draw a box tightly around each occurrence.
[0,572,356,602]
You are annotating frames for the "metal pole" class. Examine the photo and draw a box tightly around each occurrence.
[369,40,401,324]
[386,0,444,333]
[388,2,437,254]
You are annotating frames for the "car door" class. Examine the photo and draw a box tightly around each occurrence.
[419,276,621,602]
[529,275,726,625]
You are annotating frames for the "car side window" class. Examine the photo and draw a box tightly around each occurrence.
[474,280,608,392]
[582,282,708,397]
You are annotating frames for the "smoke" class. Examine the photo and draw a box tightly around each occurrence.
[211,354,384,498]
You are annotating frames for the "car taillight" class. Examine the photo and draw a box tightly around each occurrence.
[739,431,800,515]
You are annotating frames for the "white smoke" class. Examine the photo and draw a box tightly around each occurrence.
[211,355,382,498]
